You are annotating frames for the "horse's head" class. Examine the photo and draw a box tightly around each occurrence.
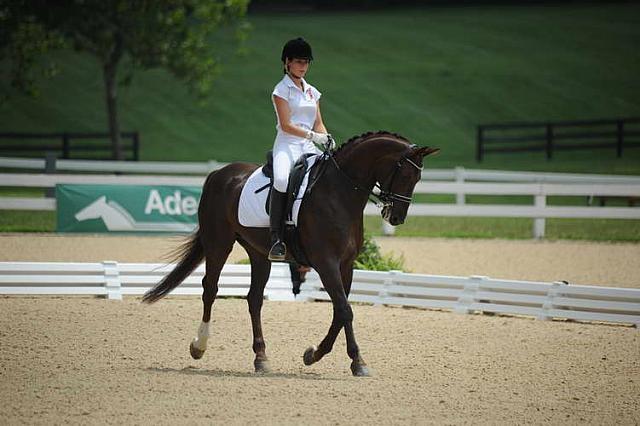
[378,145,439,226]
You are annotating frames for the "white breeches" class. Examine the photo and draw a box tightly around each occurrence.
[272,140,319,193]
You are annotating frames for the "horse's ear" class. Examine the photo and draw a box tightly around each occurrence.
[416,146,440,157]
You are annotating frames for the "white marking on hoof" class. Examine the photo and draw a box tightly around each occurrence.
[191,321,210,352]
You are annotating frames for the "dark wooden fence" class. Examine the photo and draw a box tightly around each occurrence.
[476,118,640,161]
[0,132,140,160]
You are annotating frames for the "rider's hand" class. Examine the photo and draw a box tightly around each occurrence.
[307,130,329,145]
[307,131,335,151]
[323,135,336,151]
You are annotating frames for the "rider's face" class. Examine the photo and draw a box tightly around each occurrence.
[287,58,310,79]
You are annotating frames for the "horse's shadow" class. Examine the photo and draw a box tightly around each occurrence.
[145,366,344,381]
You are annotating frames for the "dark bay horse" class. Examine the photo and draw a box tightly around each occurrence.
[142,131,439,376]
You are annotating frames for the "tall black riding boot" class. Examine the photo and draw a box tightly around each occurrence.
[268,189,287,261]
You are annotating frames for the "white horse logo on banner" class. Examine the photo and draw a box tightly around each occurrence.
[75,196,195,232]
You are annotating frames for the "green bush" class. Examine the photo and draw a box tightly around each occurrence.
[354,235,405,271]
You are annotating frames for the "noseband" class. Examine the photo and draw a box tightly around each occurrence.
[325,142,423,208]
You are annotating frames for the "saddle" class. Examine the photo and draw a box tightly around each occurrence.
[256,151,328,267]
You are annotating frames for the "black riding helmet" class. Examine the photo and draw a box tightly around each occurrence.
[281,37,313,63]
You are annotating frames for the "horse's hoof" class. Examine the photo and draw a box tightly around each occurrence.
[303,346,317,366]
[254,359,271,374]
[350,362,370,377]
[189,340,205,360]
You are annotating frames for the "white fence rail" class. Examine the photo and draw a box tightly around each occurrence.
[0,156,226,174]
[1,261,638,327]
[0,172,205,187]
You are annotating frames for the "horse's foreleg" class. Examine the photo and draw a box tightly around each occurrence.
[339,263,368,376]
[246,249,272,373]
[303,263,369,376]
[190,243,233,360]
[303,303,346,365]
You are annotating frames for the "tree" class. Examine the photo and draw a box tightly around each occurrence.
[0,0,249,160]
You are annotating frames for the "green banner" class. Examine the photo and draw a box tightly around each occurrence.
[56,184,201,233]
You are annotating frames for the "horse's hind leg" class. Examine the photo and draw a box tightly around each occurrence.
[189,234,234,360]
[243,245,272,373]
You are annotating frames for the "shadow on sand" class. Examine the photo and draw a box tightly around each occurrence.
[145,365,346,381]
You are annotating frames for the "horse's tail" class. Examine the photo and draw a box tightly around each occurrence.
[142,230,204,304]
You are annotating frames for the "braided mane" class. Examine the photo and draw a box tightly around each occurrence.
[334,130,411,156]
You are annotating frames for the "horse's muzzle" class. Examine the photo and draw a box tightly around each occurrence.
[382,206,405,226]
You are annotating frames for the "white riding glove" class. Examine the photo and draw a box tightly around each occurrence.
[307,131,335,150]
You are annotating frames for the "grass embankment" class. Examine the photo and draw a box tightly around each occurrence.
[1,3,639,171]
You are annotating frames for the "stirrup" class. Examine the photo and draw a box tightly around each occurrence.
[268,240,287,261]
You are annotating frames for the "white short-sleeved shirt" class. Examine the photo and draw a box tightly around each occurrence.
[272,74,321,145]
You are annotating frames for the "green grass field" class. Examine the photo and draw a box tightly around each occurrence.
[1,3,639,239]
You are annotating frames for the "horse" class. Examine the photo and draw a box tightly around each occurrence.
[142,131,439,376]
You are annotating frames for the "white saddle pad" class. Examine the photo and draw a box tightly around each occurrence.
[238,155,319,228]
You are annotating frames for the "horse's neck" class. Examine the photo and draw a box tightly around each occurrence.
[336,138,407,189]
[320,137,407,216]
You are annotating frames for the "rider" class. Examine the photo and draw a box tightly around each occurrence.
[268,37,334,261]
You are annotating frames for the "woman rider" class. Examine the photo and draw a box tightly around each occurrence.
[269,37,333,261]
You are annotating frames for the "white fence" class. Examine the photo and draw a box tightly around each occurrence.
[370,181,640,237]
[299,269,640,327]
[0,261,294,301]
[2,157,640,238]
[0,261,638,327]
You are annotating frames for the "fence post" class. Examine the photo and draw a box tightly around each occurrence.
[533,186,546,239]
[44,153,57,198]
[476,126,484,162]
[376,270,398,306]
[455,166,465,205]
[454,275,484,314]
[132,132,140,161]
[533,194,547,239]
[616,120,624,158]
[103,261,122,300]
[62,133,70,159]
[537,281,563,321]
[545,124,553,160]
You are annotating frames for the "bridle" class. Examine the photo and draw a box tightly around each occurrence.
[376,151,423,206]
[321,138,423,209]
